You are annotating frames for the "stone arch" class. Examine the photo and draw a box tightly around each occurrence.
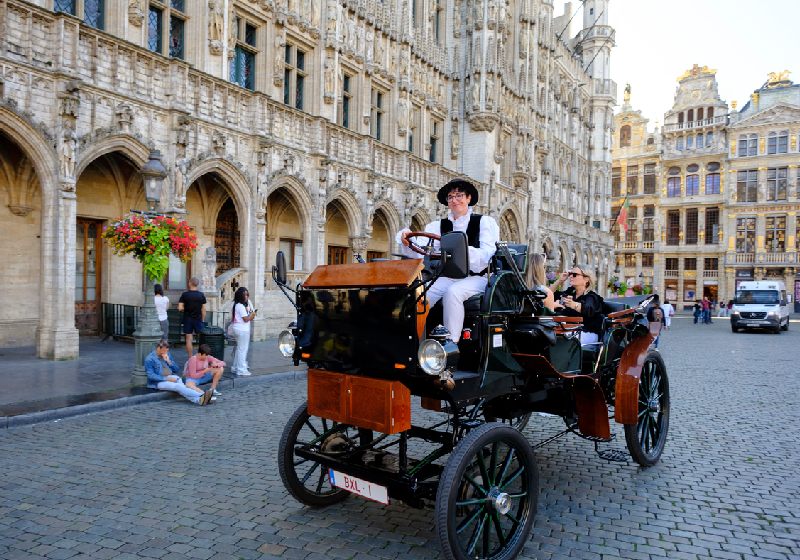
[498,206,522,243]
[0,107,58,194]
[261,171,315,228]
[266,181,314,272]
[185,157,252,222]
[410,209,432,231]
[368,206,395,258]
[372,199,401,240]
[327,189,362,237]
[76,134,149,179]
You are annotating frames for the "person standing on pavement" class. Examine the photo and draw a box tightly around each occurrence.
[660,298,674,330]
[145,340,212,405]
[153,283,170,340]
[646,294,664,347]
[693,300,701,324]
[178,277,207,357]
[230,286,256,376]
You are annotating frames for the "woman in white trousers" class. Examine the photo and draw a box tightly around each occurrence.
[230,286,256,376]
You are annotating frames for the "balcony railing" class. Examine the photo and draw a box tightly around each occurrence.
[593,79,617,97]
[762,252,796,264]
[664,270,679,278]
[663,115,727,133]
[735,253,755,264]
[702,270,718,278]
[642,242,654,249]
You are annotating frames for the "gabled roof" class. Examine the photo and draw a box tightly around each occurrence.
[728,103,800,129]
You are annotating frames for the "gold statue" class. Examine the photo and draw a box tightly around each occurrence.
[766,70,791,87]
[623,83,631,104]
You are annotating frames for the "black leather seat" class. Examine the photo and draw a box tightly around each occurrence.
[602,300,628,315]
[464,294,482,314]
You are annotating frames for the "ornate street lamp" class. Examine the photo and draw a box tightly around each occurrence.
[131,150,168,386]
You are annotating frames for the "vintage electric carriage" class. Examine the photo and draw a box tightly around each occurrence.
[274,232,669,560]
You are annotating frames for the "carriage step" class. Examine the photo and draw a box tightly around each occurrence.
[595,447,629,463]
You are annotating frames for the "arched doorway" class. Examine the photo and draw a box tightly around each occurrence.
[215,198,240,274]
[499,209,521,243]
[0,131,43,345]
[267,187,305,272]
[75,151,143,334]
[368,209,391,260]
[325,200,353,264]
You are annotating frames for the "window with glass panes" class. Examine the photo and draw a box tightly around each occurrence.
[84,0,104,29]
[667,210,680,245]
[667,177,681,197]
[705,173,720,194]
[625,206,637,242]
[704,207,719,244]
[738,134,757,156]
[611,167,621,197]
[370,86,385,141]
[279,238,303,270]
[626,165,638,195]
[767,167,787,201]
[283,44,306,109]
[684,258,696,270]
[408,105,420,154]
[767,130,789,154]
[641,254,653,267]
[765,216,786,252]
[643,164,656,194]
[624,254,636,267]
[328,245,349,265]
[338,72,353,129]
[685,208,698,244]
[54,0,76,15]
[433,0,443,45]
[429,118,441,163]
[735,217,756,253]
[665,257,678,271]
[643,205,654,242]
[704,258,718,272]
[737,170,757,202]
[229,18,257,90]
[686,174,699,196]
[148,1,186,59]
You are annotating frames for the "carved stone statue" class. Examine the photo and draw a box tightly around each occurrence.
[173,157,190,206]
[470,76,481,109]
[323,55,335,100]
[397,97,409,133]
[227,0,237,53]
[273,32,285,84]
[310,0,320,27]
[201,247,217,293]
[450,118,460,158]
[128,0,145,26]
[326,0,338,39]
[60,124,77,179]
[208,0,224,54]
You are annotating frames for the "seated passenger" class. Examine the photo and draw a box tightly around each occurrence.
[551,264,603,345]
[396,179,500,342]
[184,343,225,398]
[525,253,557,312]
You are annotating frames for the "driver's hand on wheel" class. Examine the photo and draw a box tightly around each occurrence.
[400,229,412,247]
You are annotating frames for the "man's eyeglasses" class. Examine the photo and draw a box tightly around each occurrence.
[568,272,585,278]
[446,192,467,201]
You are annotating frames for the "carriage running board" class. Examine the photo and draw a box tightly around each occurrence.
[595,445,629,463]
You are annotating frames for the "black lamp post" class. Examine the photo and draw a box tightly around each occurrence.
[131,150,168,386]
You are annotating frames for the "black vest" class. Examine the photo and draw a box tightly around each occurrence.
[440,214,482,248]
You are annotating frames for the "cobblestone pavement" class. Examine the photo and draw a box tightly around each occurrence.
[1,317,798,560]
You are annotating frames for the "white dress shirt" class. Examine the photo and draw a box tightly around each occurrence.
[396,209,500,274]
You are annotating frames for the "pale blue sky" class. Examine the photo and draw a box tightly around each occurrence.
[556,0,800,127]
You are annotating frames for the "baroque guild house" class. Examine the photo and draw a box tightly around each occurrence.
[0,0,614,359]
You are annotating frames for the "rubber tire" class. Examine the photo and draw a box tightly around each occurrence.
[624,350,670,467]
[484,412,532,432]
[435,423,538,560]
[782,318,789,331]
[731,325,738,333]
[278,402,350,507]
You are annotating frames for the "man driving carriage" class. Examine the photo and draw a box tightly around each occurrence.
[395,179,500,343]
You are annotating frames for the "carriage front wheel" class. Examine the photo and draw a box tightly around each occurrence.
[624,351,670,467]
[278,402,351,506]
[435,423,538,560]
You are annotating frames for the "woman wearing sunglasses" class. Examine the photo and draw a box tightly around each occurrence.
[551,264,603,345]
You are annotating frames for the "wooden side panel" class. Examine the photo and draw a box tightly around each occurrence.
[303,259,424,288]
[307,369,348,424]
[347,377,411,434]
[574,378,611,439]
[614,331,655,424]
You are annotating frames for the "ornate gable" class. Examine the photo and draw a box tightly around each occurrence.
[729,103,800,130]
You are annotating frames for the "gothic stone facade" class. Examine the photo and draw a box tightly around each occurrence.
[0,0,614,358]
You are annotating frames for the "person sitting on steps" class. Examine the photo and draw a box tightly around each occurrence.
[184,343,225,400]
[145,340,213,406]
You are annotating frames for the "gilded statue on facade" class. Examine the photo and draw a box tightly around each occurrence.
[766,70,791,87]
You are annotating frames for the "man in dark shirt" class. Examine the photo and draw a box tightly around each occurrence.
[178,277,207,356]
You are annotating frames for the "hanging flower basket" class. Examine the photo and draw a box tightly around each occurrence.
[102,213,198,280]
[607,276,628,296]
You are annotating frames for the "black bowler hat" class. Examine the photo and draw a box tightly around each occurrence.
[436,179,479,206]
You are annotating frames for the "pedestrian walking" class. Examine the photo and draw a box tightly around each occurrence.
[178,277,207,357]
[718,296,727,317]
[647,294,664,347]
[702,297,712,324]
[230,286,256,376]
[660,298,675,330]
[693,300,701,324]
[153,283,170,340]
[145,340,212,405]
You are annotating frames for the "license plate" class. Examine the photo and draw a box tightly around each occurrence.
[746,322,762,326]
[329,469,389,505]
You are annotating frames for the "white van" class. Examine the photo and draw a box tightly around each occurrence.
[730,280,791,333]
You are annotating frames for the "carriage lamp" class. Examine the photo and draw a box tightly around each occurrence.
[418,339,447,375]
[140,150,167,212]
[278,329,296,357]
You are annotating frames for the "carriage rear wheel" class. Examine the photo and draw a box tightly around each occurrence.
[624,351,670,467]
[436,423,538,560]
[278,402,351,506]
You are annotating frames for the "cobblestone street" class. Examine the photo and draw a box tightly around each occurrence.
[1,317,798,560]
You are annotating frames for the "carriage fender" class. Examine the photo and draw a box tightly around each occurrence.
[614,324,658,424]
[572,377,611,440]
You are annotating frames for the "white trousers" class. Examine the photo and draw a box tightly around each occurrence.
[426,275,488,341]
[231,327,251,374]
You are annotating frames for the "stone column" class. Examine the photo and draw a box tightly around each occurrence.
[251,209,268,341]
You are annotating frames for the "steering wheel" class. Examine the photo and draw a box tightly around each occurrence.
[403,231,441,256]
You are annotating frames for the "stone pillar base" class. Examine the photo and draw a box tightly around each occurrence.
[36,326,79,360]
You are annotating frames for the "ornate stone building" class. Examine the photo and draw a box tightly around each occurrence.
[613,67,800,309]
[0,0,614,359]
